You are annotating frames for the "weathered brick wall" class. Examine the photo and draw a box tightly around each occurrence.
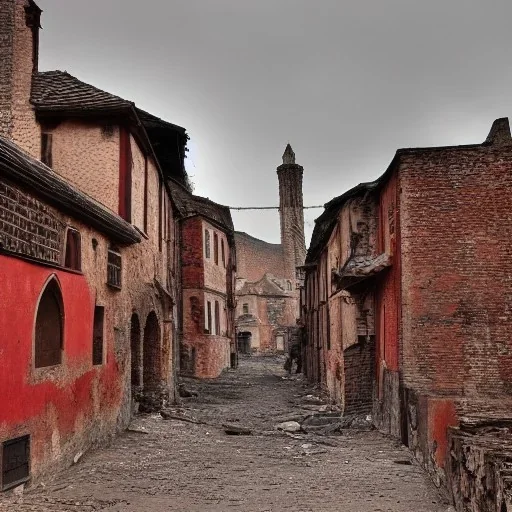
[203,219,228,294]
[235,231,285,282]
[181,217,204,289]
[0,0,15,138]
[399,144,512,403]
[344,338,375,415]
[0,179,63,264]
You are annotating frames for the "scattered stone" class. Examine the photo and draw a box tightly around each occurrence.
[127,426,149,434]
[160,409,203,424]
[275,421,301,432]
[73,452,83,464]
[223,424,252,435]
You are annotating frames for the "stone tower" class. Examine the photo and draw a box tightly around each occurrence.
[277,144,306,286]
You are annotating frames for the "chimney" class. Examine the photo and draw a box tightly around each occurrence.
[484,118,512,146]
[0,0,41,157]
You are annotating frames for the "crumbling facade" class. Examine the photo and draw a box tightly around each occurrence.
[0,0,187,488]
[302,118,512,511]
[169,181,236,378]
[235,145,305,354]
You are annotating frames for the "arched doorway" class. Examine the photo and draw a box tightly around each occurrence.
[143,311,161,394]
[130,313,141,388]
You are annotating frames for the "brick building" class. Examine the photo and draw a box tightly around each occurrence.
[0,0,187,487]
[302,118,512,511]
[235,144,306,353]
[169,180,236,378]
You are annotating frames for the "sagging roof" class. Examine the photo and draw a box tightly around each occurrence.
[168,179,233,233]
[0,136,141,245]
[31,71,189,186]
[306,117,512,264]
[237,273,289,297]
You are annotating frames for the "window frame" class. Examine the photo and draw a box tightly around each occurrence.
[204,229,211,259]
[242,303,249,315]
[214,301,220,335]
[107,247,122,289]
[64,227,82,272]
[221,239,226,267]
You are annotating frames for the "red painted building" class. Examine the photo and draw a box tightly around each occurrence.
[302,118,512,509]
[169,180,236,378]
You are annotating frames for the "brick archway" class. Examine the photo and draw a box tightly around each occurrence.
[142,311,162,402]
[130,313,141,388]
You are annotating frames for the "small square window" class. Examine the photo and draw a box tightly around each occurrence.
[242,303,249,315]
[107,248,122,289]
[1,435,30,491]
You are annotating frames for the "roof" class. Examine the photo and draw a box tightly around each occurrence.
[237,273,289,297]
[234,231,282,249]
[168,180,233,233]
[31,71,189,186]
[0,136,140,245]
[306,117,512,264]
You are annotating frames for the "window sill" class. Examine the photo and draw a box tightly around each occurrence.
[107,282,122,291]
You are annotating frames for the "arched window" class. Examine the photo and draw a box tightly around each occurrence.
[35,279,63,368]
[214,233,219,265]
[64,228,81,271]
[214,301,220,335]
[221,239,226,267]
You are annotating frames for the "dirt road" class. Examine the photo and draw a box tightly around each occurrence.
[0,357,449,512]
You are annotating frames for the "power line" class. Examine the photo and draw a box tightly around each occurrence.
[229,205,324,211]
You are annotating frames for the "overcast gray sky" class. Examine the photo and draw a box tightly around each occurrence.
[37,0,512,245]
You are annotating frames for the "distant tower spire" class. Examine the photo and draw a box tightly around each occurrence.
[277,144,306,302]
[282,143,296,164]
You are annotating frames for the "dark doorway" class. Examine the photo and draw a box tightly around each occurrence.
[237,331,252,355]
[143,311,161,392]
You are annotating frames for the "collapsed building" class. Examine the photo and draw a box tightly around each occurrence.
[235,144,305,354]
[302,118,512,511]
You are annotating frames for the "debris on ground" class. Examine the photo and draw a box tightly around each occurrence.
[223,424,252,435]
[178,383,198,398]
[275,421,301,432]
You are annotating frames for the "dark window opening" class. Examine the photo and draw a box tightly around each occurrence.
[64,228,81,271]
[214,301,220,335]
[41,132,52,167]
[1,435,30,491]
[35,279,63,368]
[107,248,122,289]
[204,230,210,259]
[206,301,212,334]
[214,232,219,265]
[242,303,249,315]
[92,306,104,365]
[221,239,226,267]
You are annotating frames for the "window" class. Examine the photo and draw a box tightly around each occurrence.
[143,156,148,233]
[107,248,122,289]
[64,228,81,271]
[206,301,212,334]
[221,239,226,267]
[242,303,249,315]
[204,229,210,259]
[92,306,104,365]
[1,435,30,491]
[287,280,292,291]
[158,179,163,252]
[41,132,52,167]
[214,301,220,335]
[35,279,63,368]
[214,233,219,265]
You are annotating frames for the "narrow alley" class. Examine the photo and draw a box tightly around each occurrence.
[0,358,448,512]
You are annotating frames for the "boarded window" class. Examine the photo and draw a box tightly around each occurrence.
[92,306,104,365]
[206,301,212,334]
[107,248,122,289]
[214,301,220,335]
[243,303,249,315]
[64,228,81,271]
[221,239,226,267]
[41,132,52,167]
[1,435,30,491]
[204,230,210,259]
[35,279,63,368]
[214,233,219,265]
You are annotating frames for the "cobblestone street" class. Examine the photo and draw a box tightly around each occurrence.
[0,358,449,512]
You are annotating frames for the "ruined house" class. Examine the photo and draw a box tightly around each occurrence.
[169,180,237,378]
[235,144,306,353]
[0,0,187,488]
[302,118,512,511]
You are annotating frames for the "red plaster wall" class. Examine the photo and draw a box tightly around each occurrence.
[0,255,122,478]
